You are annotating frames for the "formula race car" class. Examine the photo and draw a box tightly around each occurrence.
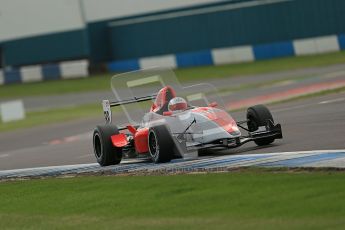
[93,68,282,166]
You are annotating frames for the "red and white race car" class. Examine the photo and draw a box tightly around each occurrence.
[93,68,282,166]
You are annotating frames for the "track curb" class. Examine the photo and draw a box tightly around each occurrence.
[1,150,345,180]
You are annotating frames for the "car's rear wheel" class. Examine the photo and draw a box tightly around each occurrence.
[93,125,123,166]
[148,125,174,163]
[247,104,275,146]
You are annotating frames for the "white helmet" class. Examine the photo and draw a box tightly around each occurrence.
[168,97,188,111]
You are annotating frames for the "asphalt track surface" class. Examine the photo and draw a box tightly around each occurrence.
[0,91,344,171]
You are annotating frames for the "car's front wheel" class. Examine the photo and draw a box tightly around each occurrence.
[93,125,123,166]
[148,125,174,163]
[247,104,275,146]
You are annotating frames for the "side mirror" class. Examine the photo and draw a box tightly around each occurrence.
[163,111,173,116]
[208,102,218,108]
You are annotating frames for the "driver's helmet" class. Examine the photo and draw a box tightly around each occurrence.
[168,97,188,111]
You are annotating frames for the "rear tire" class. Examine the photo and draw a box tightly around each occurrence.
[148,125,174,163]
[93,125,123,166]
[247,104,275,146]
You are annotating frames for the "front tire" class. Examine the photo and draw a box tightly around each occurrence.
[93,125,123,166]
[247,104,275,146]
[148,125,174,163]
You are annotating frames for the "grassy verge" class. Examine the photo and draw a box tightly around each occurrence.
[1,51,345,99]
[0,170,345,229]
[0,103,101,132]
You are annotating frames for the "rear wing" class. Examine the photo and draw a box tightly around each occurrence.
[102,94,157,124]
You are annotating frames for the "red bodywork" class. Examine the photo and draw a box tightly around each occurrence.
[111,127,149,154]
[111,133,128,147]
[134,128,149,153]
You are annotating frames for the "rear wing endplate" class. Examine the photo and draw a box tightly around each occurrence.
[102,94,156,124]
[102,100,112,124]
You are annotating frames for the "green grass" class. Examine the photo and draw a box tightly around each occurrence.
[1,51,345,99]
[1,171,345,229]
[0,103,101,132]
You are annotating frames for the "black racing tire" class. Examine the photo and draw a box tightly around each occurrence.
[247,104,275,146]
[93,125,123,166]
[148,125,174,163]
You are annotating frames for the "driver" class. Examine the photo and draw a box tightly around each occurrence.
[168,97,188,112]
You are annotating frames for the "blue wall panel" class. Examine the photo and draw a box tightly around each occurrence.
[253,41,294,60]
[176,50,213,68]
[4,69,21,84]
[107,59,140,72]
[338,34,345,50]
[42,64,61,81]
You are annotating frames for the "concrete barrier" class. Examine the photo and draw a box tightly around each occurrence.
[0,59,89,84]
[0,100,25,123]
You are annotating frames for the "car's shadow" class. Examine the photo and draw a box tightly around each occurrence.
[122,143,284,164]
[200,143,283,157]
